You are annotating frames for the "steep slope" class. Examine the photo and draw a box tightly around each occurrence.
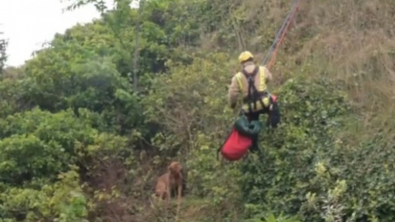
[0,0,394,222]
[142,0,395,221]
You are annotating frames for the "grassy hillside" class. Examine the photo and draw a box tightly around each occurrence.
[0,0,394,221]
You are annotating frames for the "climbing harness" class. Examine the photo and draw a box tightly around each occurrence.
[242,66,267,114]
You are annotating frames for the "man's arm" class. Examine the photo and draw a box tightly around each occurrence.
[228,75,240,108]
[263,66,273,83]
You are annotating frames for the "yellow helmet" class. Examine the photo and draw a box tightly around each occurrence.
[238,51,254,63]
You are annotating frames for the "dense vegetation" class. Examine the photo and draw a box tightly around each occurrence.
[0,30,6,73]
[1,0,395,221]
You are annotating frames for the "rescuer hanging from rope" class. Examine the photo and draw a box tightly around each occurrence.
[227,51,280,151]
[219,0,298,161]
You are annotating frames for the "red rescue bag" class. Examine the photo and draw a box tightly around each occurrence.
[219,127,252,161]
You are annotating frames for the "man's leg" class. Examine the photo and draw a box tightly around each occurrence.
[268,101,280,128]
[247,112,260,152]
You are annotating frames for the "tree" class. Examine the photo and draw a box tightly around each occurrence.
[0,28,8,73]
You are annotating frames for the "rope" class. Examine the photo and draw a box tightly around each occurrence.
[262,0,297,65]
[262,0,301,69]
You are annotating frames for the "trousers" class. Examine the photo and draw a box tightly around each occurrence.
[246,111,263,152]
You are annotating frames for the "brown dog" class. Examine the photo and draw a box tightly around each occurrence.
[155,161,184,212]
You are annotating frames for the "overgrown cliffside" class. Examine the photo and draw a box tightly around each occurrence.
[0,0,394,221]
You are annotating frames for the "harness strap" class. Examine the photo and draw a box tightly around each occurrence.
[241,66,266,114]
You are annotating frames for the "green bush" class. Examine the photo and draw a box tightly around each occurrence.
[239,76,395,221]
[0,168,88,222]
